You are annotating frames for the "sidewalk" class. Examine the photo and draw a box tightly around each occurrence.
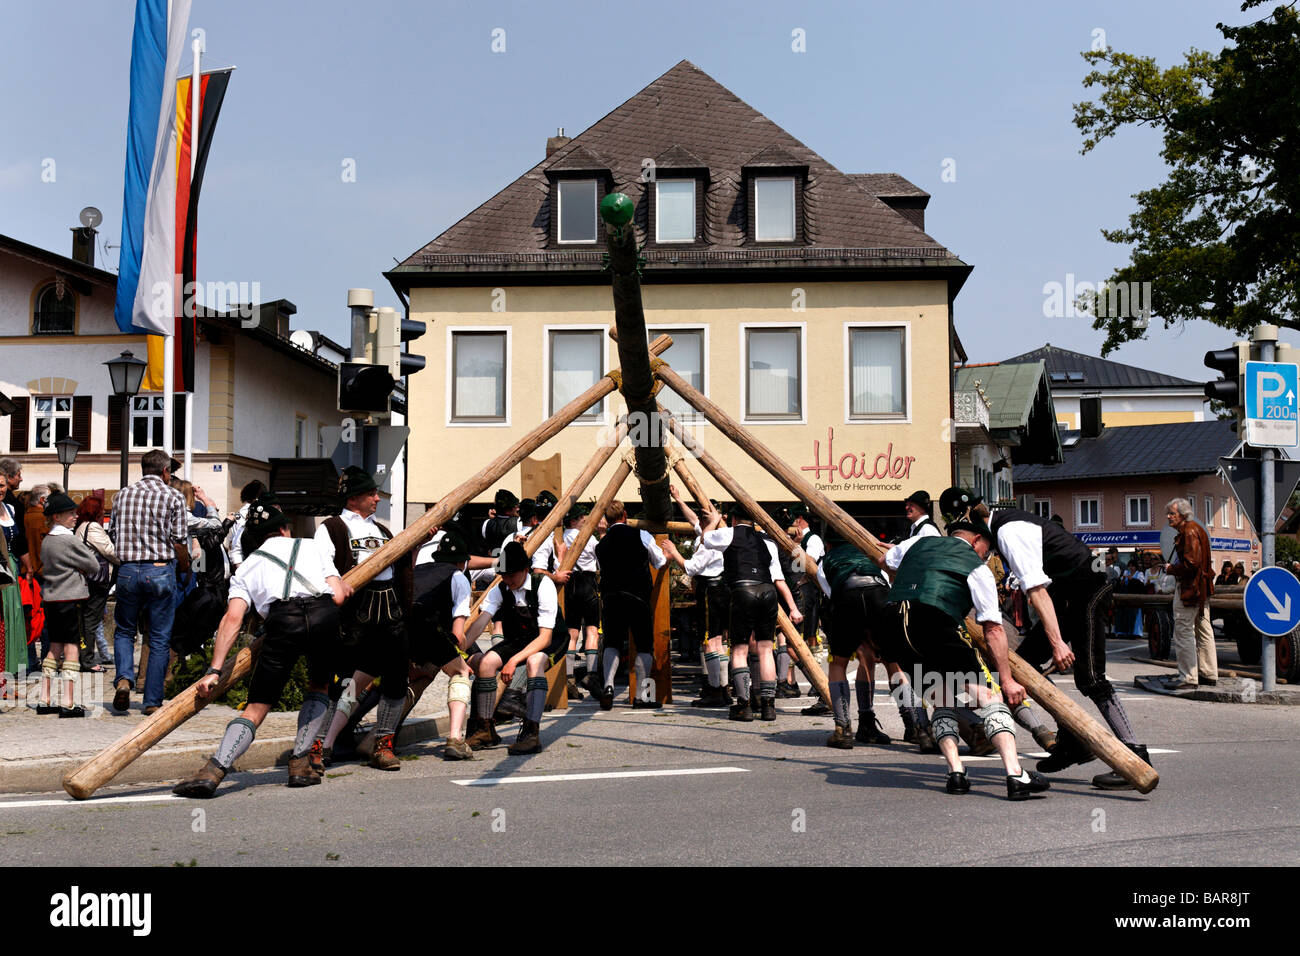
[0,662,453,796]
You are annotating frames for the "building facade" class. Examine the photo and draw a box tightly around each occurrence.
[388,61,971,531]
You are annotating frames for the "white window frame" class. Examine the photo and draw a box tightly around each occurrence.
[843,322,912,424]
[1237,500,1244,531]
[294,415,309,458]
[753,176,796,241]
[128,393,166,452]
[740,322,806,425]
[317,422,326,458]
[557,179,598,245]
[1076,496,1101,529]
[1204,496,1214,528]
[1220,497,1229,530]
[31,394,73,452]
[1033,498,1052,520]
[543,325,608,425]
[1125,494,1151,528]
[654,179,695,243]
[647,323,709,424]
[446,326,512,427]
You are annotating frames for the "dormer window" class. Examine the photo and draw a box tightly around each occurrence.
[754,177,795,241]
[557,180,598,243]
[654,180,696,242]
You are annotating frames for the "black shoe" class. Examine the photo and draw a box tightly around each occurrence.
[495,689,527,722]
[598,685,614,711]
[35,704,59,715]
[946,771,971,795]
[729,700,755,722]
[1198,678,1217,687]
[1091,744,1151,790]
[800,699,832,717]
[855,715,891,745]
[775,682,802,699]
[58,706,86,718]
[760,698,777,721]
[632,698,663,710]
[1036,731,1095,773]
[692,685,730,707]
[1007,769,1052,801]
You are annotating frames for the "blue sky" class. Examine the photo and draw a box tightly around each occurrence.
[1,0,1277,378]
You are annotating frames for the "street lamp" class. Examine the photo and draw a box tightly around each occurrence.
[104,350,147,491]
[55,436,81,491]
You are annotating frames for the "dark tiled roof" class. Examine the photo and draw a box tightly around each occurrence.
[848,173,930,199]
[392,60,960,277]
[1014,420,1238,483]
[1002,343,1199,389]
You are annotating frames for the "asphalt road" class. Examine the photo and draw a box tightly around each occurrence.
[2,646,1297,867]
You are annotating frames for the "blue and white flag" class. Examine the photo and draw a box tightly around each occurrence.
[114,0,192,334]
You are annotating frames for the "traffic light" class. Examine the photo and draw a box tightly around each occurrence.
[376,306,426,380]
[1204,341,1250,429]
[338,362,395,415]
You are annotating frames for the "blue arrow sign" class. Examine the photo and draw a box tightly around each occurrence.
[1244,361,1299,447]
[1243,566,1300,637]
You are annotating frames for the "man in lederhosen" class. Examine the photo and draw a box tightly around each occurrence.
[663,485,730,707]
[409,531,477,760]
[463,541,568,754]
[592,500,667,711]
[174,498,351,797]
[314,466,414,771]
[532,502,601,700]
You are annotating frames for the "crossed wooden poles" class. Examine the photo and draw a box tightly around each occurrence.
[63,332,1157,798]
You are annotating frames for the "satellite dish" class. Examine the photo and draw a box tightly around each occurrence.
[79,206,103,229]
[289,329,315,352]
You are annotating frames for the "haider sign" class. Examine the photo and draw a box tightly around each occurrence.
[801,428,917,492]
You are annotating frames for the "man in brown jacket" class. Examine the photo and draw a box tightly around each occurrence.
[1164,498,1218,689]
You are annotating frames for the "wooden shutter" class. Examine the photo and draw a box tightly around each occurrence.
[107,395,124,452]
[71,395,92,450]
[7,397,29,453]
[173,393,186,449]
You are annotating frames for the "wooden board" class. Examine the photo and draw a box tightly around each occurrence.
[521,453,562,501]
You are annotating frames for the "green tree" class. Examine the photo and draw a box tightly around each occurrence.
[1073,2,1300,354]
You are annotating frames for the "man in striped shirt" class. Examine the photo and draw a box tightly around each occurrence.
[108,449,189,714]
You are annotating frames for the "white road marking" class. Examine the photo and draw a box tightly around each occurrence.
[0,793,183,809]
[1108,642,1148,654]
[453,766,749,787]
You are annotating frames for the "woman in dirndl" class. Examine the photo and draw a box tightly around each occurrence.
[0,471,28,682]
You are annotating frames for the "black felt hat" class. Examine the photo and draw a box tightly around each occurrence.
[947,519,993,542]
[904,490,932,510]
[536,490,558,507]
[43,492,77,516]
[338,466,378,498]
[247,494,290,533]
[498,540,530,574]
[432,532,470,565]
[494,488,520,512]
[939,486,982,522]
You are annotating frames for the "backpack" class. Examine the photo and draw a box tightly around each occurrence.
[79,523,115,587]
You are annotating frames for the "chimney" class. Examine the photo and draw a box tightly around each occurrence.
[546,127,571,158]
[1080,395,1103,438]
[70,226,96,267]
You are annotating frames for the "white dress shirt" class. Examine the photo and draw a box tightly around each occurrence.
[314,509,393,582]
[701,526,783,582]
[480,573,558,630]
[994,520,1053,591]
[228,536,336,618]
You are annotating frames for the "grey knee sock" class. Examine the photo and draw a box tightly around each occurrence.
[472,677,497,720]
[526,676,547,722]
[585,648,599,673]
[509,668,528,692]
[891,673,928,728]
[293,692,330,758]
[214,717,257,771]
[830,680,852,728]
[856,675,874,718]
[1092,692,1137,746]
[760,679,777,701]
[776,645,790,682]
[732,667,752,702]
[375,694,404,738]
[566,652,577,676]
[718,655,729,685]
[1013,701,1044,731]
[704,652,721,689]
[602,647,620,689]
[634,652,653,701]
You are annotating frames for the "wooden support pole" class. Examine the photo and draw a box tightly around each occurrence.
[656,366,1158,793]
[626,518,697,536]
[672,458,713,513]
[662,413,830,708]
[61,342,669,801]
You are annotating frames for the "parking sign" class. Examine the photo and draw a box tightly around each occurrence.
[1244,361,1299,447]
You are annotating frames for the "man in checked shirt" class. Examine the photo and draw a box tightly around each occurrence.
[108,449,190,715]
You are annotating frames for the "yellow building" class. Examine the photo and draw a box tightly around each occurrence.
[388,61,972,529]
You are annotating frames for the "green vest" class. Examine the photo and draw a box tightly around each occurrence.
[888,536,982,623]
[821,543,882,593]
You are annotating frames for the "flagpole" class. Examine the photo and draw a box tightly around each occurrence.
[183,30,201,481]
[161,0,176,461]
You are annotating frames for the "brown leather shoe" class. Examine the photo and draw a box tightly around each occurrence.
[826,724,855,749]
[443,736,475,761]
[369,733,400,771]
[507,720,541,755]
[112,679,130,713]
[308,739,325,777]
[465,717,501,750]
[173,758,226,798]
[287,754,320,787]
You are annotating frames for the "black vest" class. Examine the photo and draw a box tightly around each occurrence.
[594,523,652,602]
[723,524,772,586]
[494,572,563,644]
[989,509,1091,581]
[908,517,938,538]
[413,562,457,636]
[764,530,796,582]
[483,515,518,552]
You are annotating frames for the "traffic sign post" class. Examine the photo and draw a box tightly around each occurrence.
[1218,456,1300,539]
[1243,359,1300,448]
[1243,567,1300,637]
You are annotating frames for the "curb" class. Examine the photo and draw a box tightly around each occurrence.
[1132,675,1299,706]
[0,713,451,797]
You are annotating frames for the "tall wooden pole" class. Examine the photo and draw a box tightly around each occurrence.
[655,365,1157,793]
[61,341,669,800]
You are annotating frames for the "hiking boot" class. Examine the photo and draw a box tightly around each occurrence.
[598,685,615,711]
[173,759,226,799]
[692,685,730,708]
[826,724,855,749]
[749,692,761,712]
[287,755,319,787]
[946,771,971,795]
[915,725,940,754]
[855,715,891,745]
[1031,726,1058,753]
[369,734,400,771]
[1091,744,1151,791]
[443,736,475,761]
[800,698,832,717]
[1036,729,1094,773]
[1007,769,1052,801]
[112,679,130,713]
[465,717,501,750]
[566,678,585,701]
[308,740,325,777]
[760,698,777,721]
[507,720,542,755]
[729,699,755,722]
[776,682,802,699]
[495,689,527,722]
